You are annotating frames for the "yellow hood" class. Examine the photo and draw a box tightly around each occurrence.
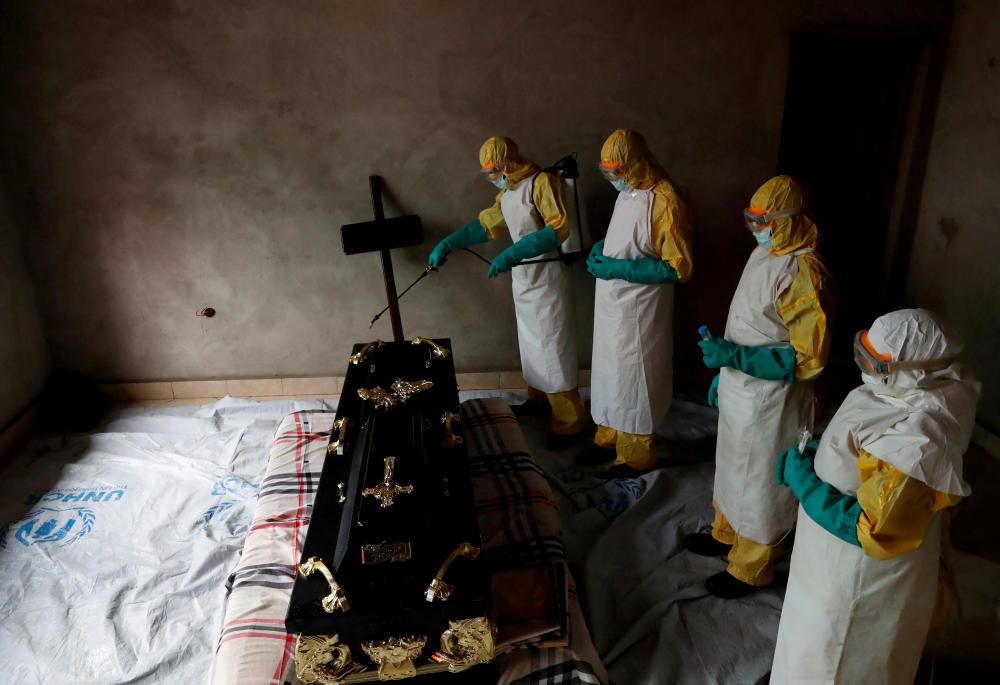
[749,175,819,255]
[600,129,666,190]
[478,136,539,186]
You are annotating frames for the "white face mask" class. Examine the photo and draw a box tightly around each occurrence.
[862,371,905,397]
[490,175,508,190]
[753,226,773,248]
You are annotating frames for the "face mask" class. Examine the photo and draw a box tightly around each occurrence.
[753,226,773,248]
[611,178,632,193]
[490,175,508,190]
[862,371,901,396]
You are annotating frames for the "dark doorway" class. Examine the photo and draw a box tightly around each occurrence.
[777,32,924,365]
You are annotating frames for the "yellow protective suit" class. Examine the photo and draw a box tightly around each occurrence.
[712,175,834,585]
[476,136,585,436]
[590,129,694,469]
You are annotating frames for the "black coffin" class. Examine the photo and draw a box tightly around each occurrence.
[286,338,494,682]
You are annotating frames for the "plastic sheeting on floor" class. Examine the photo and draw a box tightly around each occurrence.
[516,398,1000,685]
[0,397,335,685]
[515,399,782,685]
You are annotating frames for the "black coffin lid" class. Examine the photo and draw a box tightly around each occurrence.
[285,339,489,644]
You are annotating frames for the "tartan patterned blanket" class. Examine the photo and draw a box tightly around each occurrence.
[211,398,606,685]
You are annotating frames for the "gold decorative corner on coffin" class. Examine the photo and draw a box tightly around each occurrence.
[327,417,350,454]
[295,633,367,685]
[298,556,351,613]
[411,337,449,360]
[362,456,414,508]
[350,340,384,368]
[389,378,434,403]
[358,386,396,410]
[425,542,480,603]
[361,634,427,681]
[430,617,497,673]
[441,411,463,448]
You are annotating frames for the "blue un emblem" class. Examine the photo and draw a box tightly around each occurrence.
[11,507,96,547]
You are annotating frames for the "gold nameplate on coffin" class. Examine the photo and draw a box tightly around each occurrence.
[295,618,495,684]
[361,541,412,565]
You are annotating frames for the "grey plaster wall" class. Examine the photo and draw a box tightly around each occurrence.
[0,1,950,382]
[0,184,48,427]
[905,0,1000,429]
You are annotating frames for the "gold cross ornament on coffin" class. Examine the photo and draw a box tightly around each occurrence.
[362,456,414,508]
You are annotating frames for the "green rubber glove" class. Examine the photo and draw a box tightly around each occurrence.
[697,337,797,383]
[707,373,720,407]
[587,245,678,283]
[428,220,489,270]
[776,440,862,547]
[487,226,559,279]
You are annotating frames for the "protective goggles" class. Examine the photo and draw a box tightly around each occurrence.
[852,330,954,376]
[743,207,802,231]
[598,161,626,181]
[480,162,505,177]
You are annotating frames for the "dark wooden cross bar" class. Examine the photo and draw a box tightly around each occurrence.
[340,176,423,342]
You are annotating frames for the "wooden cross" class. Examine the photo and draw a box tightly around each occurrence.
[341,176,423,341]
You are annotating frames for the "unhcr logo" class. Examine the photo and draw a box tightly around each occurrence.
[10,507,96,547]
[24,486,126,505]
[211,476,259,498]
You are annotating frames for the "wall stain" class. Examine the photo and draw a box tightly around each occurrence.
[938,216,959,248]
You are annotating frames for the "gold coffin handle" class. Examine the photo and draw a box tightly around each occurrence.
[411,336,450,360]
[350,339,383,366]
[441,411,463,448]
[299,556,351,613]
[425,542,480,603]
[327,417,349,454]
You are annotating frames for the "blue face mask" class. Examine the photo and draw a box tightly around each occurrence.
[491,175,508,190]
[611,178,632,193]
[753,226,773,249]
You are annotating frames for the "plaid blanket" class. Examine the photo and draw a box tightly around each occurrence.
[211,398,606,685]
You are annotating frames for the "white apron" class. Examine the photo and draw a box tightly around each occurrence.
[500,174,578,394]
[713,247,814,544]
[590,188,674,435]
[770,383,970,685]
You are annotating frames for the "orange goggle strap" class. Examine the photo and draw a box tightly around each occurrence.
[861,331,892,362]
[599,160,626,177]
[855,330,955,374]
[480,161,505,174]
[744,206,803,230]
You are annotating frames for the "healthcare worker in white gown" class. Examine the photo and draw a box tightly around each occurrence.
[771,308,978,685]
[581,129,694,479]
[428,136,586,442]
[686,175,835,598]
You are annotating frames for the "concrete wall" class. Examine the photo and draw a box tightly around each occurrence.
[0,1,950,382]
[0,184,49,427]
[905,0,1000,429]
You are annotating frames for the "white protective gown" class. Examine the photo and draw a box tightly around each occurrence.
[771,370,978,684]
[714,246,815,545]
[499,173,578,394]
[590,188,674,434]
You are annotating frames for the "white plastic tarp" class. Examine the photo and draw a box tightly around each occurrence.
[0,397,334,685]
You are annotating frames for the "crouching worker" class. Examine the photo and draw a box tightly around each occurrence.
[771,308,979,685]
